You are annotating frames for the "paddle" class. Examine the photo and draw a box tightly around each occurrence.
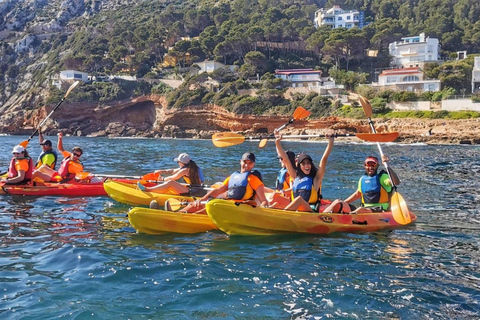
[212,132,400,148]
[75,171,159,181]
[165,198,257,212]
[20,81,80,148]
[358,95,411,225]
[258,106,311,148]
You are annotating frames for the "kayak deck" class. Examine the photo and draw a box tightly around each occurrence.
[103,179,195,206]
[128,207,218,235]
[206,199,417,236]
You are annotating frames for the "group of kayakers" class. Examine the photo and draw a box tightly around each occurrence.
[142,129,400,215]
[1,128,400,215]
[1,131,84,185]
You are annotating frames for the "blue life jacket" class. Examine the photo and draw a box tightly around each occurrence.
[291,175,320,204]
[360,170,390,205]
[276,167,288,190]
[227,170,262,200]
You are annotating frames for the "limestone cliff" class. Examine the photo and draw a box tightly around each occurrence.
[0,95,479,145]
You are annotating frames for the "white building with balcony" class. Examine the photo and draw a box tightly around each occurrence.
[472,56,480,93]
[275,69,323,88]
[389,33,440,68]
[314,5,364,29]
[371,67,440,93]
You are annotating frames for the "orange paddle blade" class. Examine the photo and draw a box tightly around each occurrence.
[292,106,311,120]
[356,132,399,142]
[75,172,90,180]
[142,172,160,180]
[358,96,373,118]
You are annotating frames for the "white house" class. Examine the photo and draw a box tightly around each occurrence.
[194,61,235,73]
[472,56,480,93]
[314,5,364,29]
[60,70,89,82]
[275,69,323,88]
[371,67,440,93]
[389,33,440,68]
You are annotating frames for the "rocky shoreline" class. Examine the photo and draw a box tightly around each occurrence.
[0,96,479,145]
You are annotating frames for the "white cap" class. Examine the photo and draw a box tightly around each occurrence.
[174,153,191,164]
[12,145,25,154]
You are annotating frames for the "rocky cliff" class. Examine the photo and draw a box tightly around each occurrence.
[1,95,479,145]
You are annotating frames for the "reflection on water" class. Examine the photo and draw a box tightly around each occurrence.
[0,136,479,318]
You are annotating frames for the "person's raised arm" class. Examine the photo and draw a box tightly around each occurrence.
[274,130,296,179]
[57,132,65,153]
[381,155,400,185]
[315,135,335,184]
[38,127,44,144]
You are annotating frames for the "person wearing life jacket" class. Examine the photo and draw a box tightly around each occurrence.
[323,155,400,214]
[273,129,335,212]
[1,145,34,185]
[35,136,58,170]
[31,132,84,183]
[268,149,296,209]
[173,152,268,214]
[138,153,206,196]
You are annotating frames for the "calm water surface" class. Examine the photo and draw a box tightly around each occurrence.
[0,136,479,319]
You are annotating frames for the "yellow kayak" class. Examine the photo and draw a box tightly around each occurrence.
[128,207,218,235]
[103,179,195,206]
[206,199,417,236]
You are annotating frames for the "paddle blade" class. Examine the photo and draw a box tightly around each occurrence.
[258,138,268,148]
[358,95,373,118]
[292,106,311,120]
[212,132,245,147]
[75,172,90,180]
[142,172,160,181]
[166,198,188,211]
[356,132,399,142]
[390,192,412,225]
[65,81,80,97]
[19,140,29,148]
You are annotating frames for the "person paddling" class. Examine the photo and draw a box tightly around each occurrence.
[323,155,400,214]
[159,152,268,214]
[137,153,205,196]
[31,132,84,183]
[1,145,34,185]
[273,129,335,212]
[35,128,58,170]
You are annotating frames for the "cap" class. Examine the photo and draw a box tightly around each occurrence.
[296,153,312,164]
[174,153,191,164]
[241,152,256,162]
[40,139,52,146]
[12,145,25,154]
[365,156,379,165]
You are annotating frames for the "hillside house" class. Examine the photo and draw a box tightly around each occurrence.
[371,67,440,93]
[389,33,440,68]
[275,69,323,88]
[314,5,365,29]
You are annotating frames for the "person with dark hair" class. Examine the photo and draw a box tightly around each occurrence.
[1,145,34,184]
[323,155,400,214]
[35,128,58,170]
[273,129,335,212]
[268,148,296,209]
[162,152,268,213]
[138,153,205,196]
[31,132,84,183]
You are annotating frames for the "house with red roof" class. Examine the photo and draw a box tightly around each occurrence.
[372,67,440,93]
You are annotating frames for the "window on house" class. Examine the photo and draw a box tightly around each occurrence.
[347,16,351,20]
[402,76,420,82]
[387,77,397,83]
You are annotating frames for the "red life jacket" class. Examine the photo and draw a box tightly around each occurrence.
[8,157,33,183]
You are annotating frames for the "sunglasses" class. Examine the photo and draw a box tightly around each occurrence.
[73,153,82,157]
[365,161,378,167]
[12,152,20,155]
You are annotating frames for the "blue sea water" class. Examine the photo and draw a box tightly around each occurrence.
[0,136,479,319]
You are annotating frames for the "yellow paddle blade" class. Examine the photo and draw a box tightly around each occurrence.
[212,132,245,147]
[258,138,268,148]
[356,132,399,142]
[293,106,311,120]
[358,95,373,118]
[390,192,412,225]
[166,198,190,211]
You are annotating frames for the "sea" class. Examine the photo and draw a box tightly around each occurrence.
[0,136,479,319]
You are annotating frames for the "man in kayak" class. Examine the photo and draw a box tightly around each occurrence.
[137,153,206,196]
[35,128,58,170]
[158,152,268,213]
[273,130,335,212]
[31,132,84,183]
[323,155,400,213]
[1,145,34,185]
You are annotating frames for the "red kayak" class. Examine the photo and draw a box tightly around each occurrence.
[0,180,107,197]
